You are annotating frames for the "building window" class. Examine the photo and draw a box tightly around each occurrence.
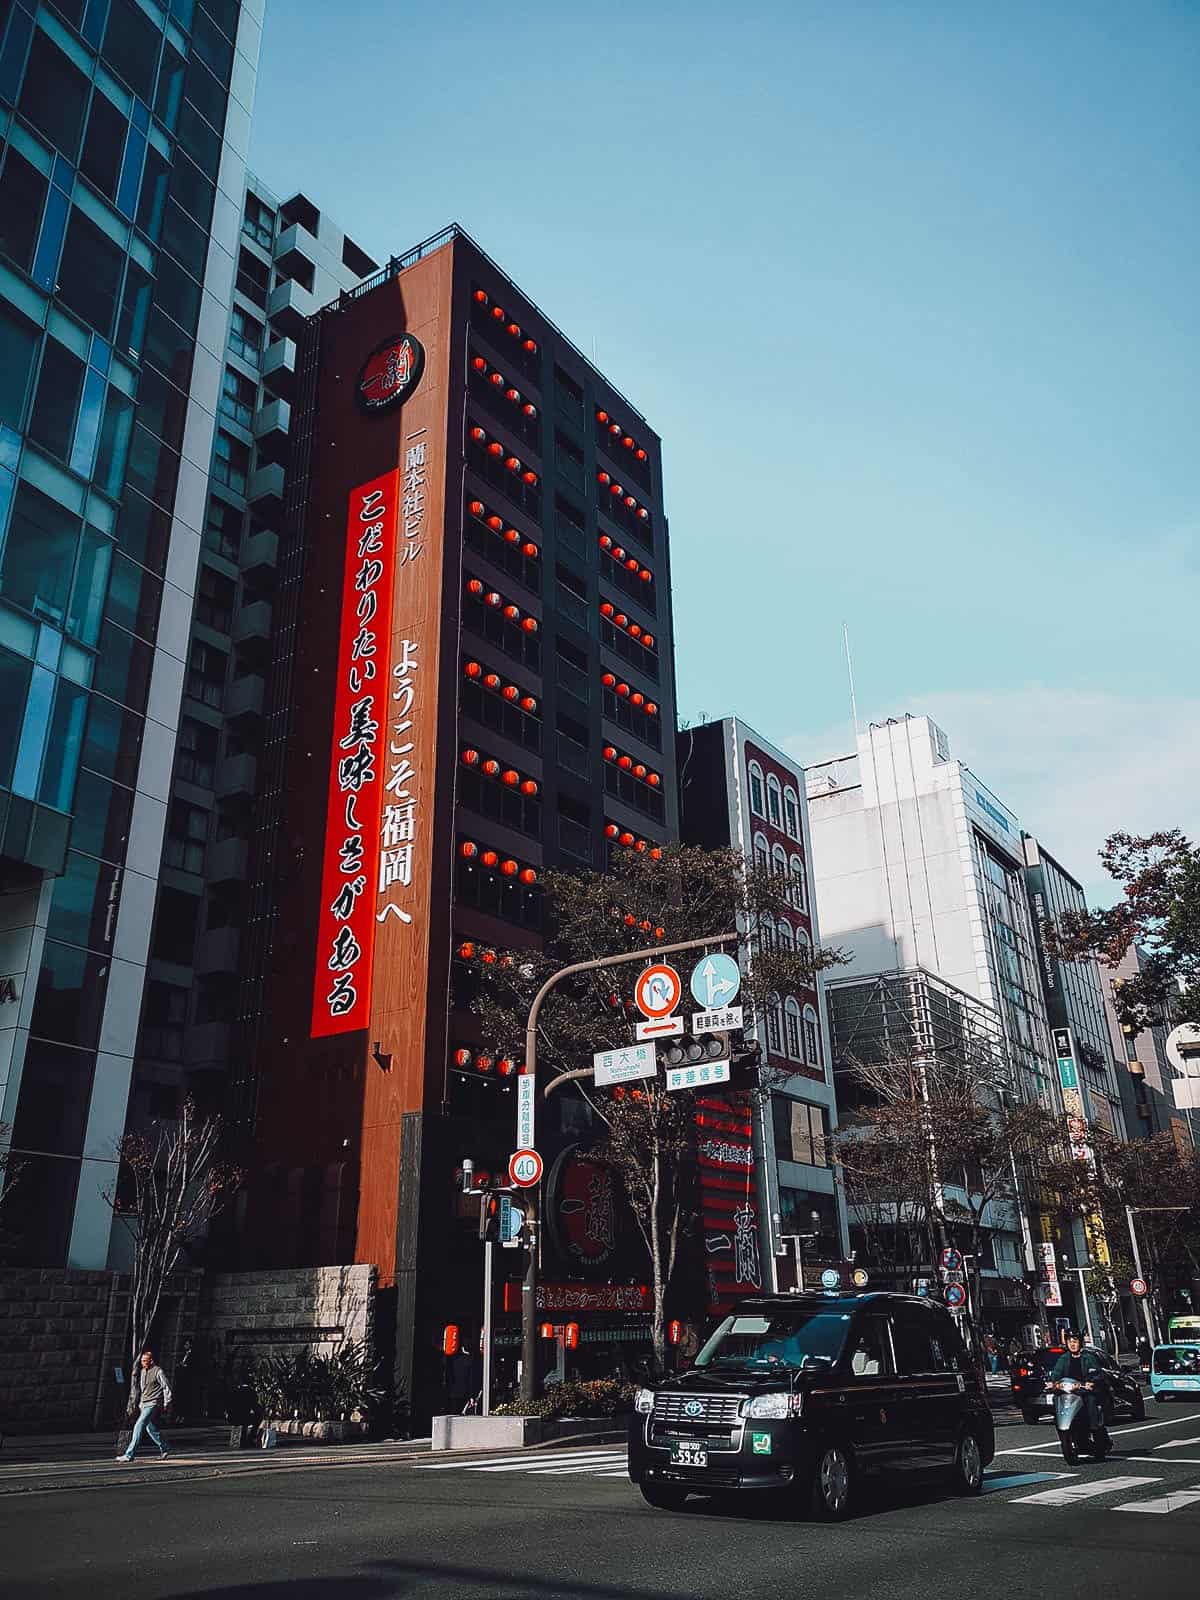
[163,799,209,875]
[219,366,256,429]
[783,787,800,839]
[766,994,783,1053]
[803,1004,821,1068]
[243,193,275,250]
[773,1096,829,1167]
[229,305,263,367]
[778,920,794,954]
[185,640,227,708]
[753,832,770,877]
[758,916,776,953]
[772,842,788,881]
[177,718,218,788]
[212,430,249,494]
[748,760,765,816]
[204,497,242,561]
[767,774,782,828]
[790,855,807,913]
[784,998,802,1059]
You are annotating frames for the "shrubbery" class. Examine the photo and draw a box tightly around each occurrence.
[493,1378,636,1419]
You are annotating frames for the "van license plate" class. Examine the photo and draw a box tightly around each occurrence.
[671,1443,707,1467]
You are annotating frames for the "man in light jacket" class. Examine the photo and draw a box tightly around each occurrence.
[118,1349,172,1462]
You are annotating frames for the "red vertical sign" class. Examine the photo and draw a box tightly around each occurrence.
[311,470,399,1037]
[694,1096,762,1313]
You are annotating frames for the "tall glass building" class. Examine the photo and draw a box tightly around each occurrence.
[0,0,262,1266]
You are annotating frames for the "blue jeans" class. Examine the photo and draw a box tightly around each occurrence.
[125,1403,167,1458]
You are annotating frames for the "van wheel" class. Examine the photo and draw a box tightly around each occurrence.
[639,1483,689,1511]
[810,1442,855,1521]
[951,1430,984,1495]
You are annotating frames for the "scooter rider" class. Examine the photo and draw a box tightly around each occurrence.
[1051,1329,1111,1450]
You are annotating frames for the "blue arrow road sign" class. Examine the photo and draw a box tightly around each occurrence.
[689,952,741,1011]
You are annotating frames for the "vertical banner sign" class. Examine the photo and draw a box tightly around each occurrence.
[694,1095,761,1313]
[311,470,399,1037]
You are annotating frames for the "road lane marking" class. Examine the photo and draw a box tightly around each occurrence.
[527,1457,629,1475]
[1157,1437,1200,1449]
[463,1453,627,1474]
[1115,1485,1200,1515]
[1013,1475,1159,1507]
[995,1409,1200,1458]
[412,1449,620,1471]
[1128,1455,1200,1465]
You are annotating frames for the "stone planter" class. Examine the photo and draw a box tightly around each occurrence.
[431,1413,627,1451]
[268,1418,370,1444]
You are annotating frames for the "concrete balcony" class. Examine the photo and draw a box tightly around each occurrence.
[186,1021,232,1064]
[275,221,318,284]
[215,751,258,799]
[239,527,278,580]
[207,836,249,885]
[247,461,285,515]
[195,926,241,974]
[252,397,291,463]
[224,671,265,725]
[232,599,272,653]
[262,336,297,399]
[267,277,317,338]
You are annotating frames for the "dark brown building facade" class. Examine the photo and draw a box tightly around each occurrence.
[237,228,679,1406]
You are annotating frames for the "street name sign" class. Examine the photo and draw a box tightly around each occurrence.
[516,1070,535,1152]
[664,1059,730,1093]
[594,1042,657,1086]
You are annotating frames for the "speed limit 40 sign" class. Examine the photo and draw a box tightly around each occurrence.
[1130,1277,1149,1298]
[508,1148,543,1188]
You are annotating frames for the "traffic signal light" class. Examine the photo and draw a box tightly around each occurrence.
[480,1191,509,1242]
[661,1031,730,1071]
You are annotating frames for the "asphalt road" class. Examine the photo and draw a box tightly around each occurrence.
[5,1405,1200,1599]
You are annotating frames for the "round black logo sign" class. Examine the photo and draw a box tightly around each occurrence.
[357,333,425,413]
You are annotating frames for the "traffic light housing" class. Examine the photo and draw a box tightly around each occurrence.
[479,1191,505,1242]
[661,1031,730,1071]
[660,1031,761,1095]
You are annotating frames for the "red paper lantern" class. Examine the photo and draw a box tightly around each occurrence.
[622,435,633,449]
[601,672,616,688]
[471,355,487,372]
[485,591,502,607]
[603,747,616,762]
[497,1057,517,1077]
[502,769,519,786]
[467,578,484,596]
[461,749,480,766]
[521,617,538,633]
[522,469,537,484]
[482,850,499,868]
[480,949,497,964]
[597,471,611,486]
[519,867,537,885]
[520,779,537,796]
[618,755,632,770]
[502,684,519,701]
[650,847,662,860]
[640,568,652,583]
[522,402,537,417]
[612,545,625,561]
[640,919,651,932]
[501,858,518,877]
[459,842,478,859]
[443,1323,461,1356]
[464,660,482,679]
[625,556,639,570]
[609,422,621,436]
[638,507,649,520]
[605,823,619,839]
[519,696,537,713]
[634,840,646,853]
[505,387,520,402]
[599,534,612,549]
[645,701,658,716]
[619,831,634,846]
[647,772,661,787]
[522,541,539,558]
[469,500,484,517]
[596,410,609,424]
[600,602,614,618]
[625,496,636,509]
[610,483,622,496]
[614,613,628,628]
[490,371,504,387]
[503,604,520,621]
[540,1322,555,1340]
[505,455,520,472]
[631,692,644,707]
[523,338,537,352]
[476,1053,494,1072]
[486,513,503,531]
[470,426,486,442]
[507,322,520,338]
[628,622,642,638]
[457,940,475,957]
[482,759,500,777]
[643,633,655,649]
[617,682,630,698]
[655,925,665,938]
[636,447,647,461]
[668,1319,683,1347]
[634,764,646,779]
[492,304,506,321]
[623,913,636,926]
[564,1322,580,1350]
[484,672,501,690]
[504,528,521,544]
[487,440,503,457]
[453,1050,472,1069]
[473,288,488,305]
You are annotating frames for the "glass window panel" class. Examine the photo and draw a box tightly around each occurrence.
[105,552,162,640]
[168,150,215,232]
[177,100,220,179]
[116,487,172,573]
[29,337,85,462]
[135,144,169,241]
[0,148,48,273]
[70,365,108,478]
[102,0,162,100]
[29,939,108,1049]
[154,41,186,131]
[190,10,233,83]
[151,885,199,964]
[203,496,241,560]
[117,259,153,361]
[124,421,181,508]
[80,692,143,786]
[79,88,127,202]
[142,306,195,391]
[66,523,112,646]
[160,198,209,280]
[152,254,201,340]
[202,0,240,39]
[18,31,89,160]
[52,1,88,30]
[92,619,153,709]
[8,1039,96,1159]
[46,847,121,950]
[94,385,134,497]
[183,52,226,133]
[228,306,262,366]
[0,644,34,788]
[1,483,81,625]
[132,365,188,452]
[170,0,195,28]
[0,300,41,432]
[57,210,124,340]
[68,768,134,862]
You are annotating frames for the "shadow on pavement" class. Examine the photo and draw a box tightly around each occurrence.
[165,1560,710,1600]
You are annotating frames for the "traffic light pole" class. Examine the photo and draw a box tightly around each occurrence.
[519,930,738,1407]
[482,1237,494,1417]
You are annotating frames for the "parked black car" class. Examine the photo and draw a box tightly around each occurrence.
[1009,1344,1145,1424]
[628,1292,994,1519]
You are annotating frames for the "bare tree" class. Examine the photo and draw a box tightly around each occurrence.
[0,1122,23,1254]
[106,1099,242,1410]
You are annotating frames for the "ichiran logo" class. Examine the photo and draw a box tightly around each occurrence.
[357,333,425,413]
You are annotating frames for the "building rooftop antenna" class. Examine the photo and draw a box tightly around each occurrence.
[843,621,860,740]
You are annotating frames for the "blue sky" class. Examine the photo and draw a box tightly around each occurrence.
[249,1,1199,902]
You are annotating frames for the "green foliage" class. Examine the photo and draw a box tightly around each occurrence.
[493,1378,636,1419]
[249,1341,384,1421]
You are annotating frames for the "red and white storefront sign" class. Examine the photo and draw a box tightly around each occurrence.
[695,1097,762,1312]
[311,470,399,1037]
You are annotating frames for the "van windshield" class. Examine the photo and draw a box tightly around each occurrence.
[1154,1346,1200,1376]
[694,1311,853,1372]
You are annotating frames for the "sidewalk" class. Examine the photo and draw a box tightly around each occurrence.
[0,1426,230,1466]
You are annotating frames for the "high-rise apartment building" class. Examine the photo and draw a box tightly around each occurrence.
[235,226,678,1405]
[677,717,848,1297]
[0,0,262,1267]
[127,177,375,1199]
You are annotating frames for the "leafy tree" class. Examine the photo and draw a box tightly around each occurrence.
[471,842,843,1373]
[105,1099,242,1412]
[0,1123,23,1255]
[1047,830,1200,1031]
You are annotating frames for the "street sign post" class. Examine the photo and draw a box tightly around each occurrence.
[944,1282,967,1309]
[593,1042,658,1086]
[689,953,741,1012]
[509,1149,543,1188]
[634,963,682,1019]
[1130,1277,1149,1298]
[516,1070,535,1152]
[940,1247,963,1272]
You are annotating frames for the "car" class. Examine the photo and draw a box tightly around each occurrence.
[627,1291,995,1520]
[1150,1343,1200,1403]
[1009,1344,1145,1424]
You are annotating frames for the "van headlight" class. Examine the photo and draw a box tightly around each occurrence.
[634,1388,655,1414]
[740,1393,803,1419]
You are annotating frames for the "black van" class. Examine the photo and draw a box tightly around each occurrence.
[628,1292,994,1519]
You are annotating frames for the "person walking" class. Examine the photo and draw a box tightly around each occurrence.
[118,1349,172,1462]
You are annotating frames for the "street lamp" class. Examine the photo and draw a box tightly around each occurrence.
[781,1210,823,1293]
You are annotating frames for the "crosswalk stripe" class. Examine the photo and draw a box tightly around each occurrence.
[1115,1486,1200,1515]
[1156,1437,1200,1449]
[1014,1474,1159,1507]
[412,1448,618,1471]
[981,1472,1070,1494]
[472,1453,625,1474]
[526,1457,628,1475]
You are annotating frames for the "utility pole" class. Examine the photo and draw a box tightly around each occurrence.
[519,930,738,1406]
[1126,1204,1189,1350]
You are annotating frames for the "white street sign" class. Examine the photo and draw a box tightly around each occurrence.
[665,1060,731,1093]
[636,1015,684,1041]
[594,1042,657,1087]
[516,1071,535,1152]
[689,953,741,1011]
[691,1005,743,1033]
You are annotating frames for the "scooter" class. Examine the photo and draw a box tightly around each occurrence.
[1052,1377,1111,1465]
